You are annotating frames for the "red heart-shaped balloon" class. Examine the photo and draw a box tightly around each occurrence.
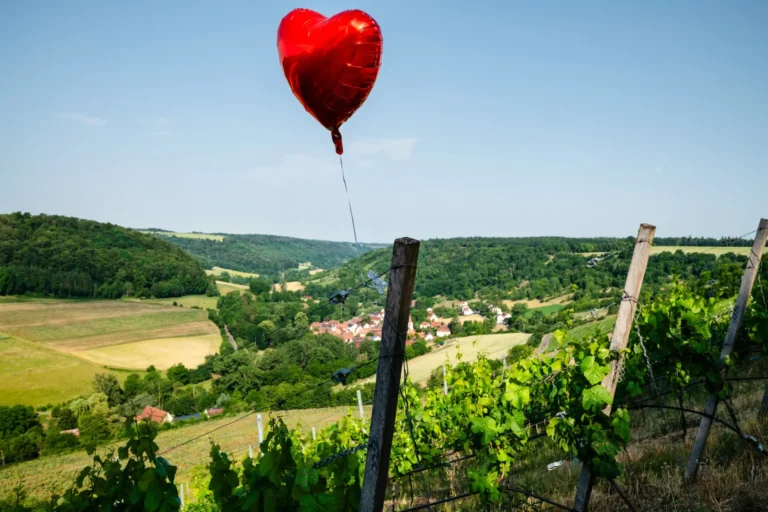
[277,9,383,154]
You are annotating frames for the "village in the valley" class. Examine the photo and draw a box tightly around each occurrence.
[309,302,512,347]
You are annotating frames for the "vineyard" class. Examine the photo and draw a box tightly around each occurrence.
[3,221,768,512]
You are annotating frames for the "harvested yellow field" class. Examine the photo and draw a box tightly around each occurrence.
[216,281,250,294]
[140,295,219,310]
[309,268,324,275]
[457,313,485,324]
[75,333,220,370]
[504,294,573,309]
[0,334,125,406]
[272,281,305,292]
[206,266,259,278]
[360,332,530,386]
[649,246,751,256]
[0,298,219,404]
[141,231,225,241]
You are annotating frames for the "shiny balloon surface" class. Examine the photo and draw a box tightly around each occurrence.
[278,9,383,154]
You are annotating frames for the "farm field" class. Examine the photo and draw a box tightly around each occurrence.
[0,334,136,406]
[578,246,751,258]
[272,281,305,292]
[75,333,220,370]
[525,304,566,317]
[359,332,530,386]
[205,266,259,278]
[216,281,250,294]
[0,405,371,501]
[140,230,225,241]
[137,295,219,310]
[0,299,219,403]
[503,294,573,309]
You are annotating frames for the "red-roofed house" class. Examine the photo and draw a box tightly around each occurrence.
[436,326,451,338]
[205,407,224,418]
[419,321,431,329]
[134,406,173,424]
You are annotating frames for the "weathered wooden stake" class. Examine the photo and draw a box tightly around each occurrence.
[685,218,768,481]
[573,223,656,512]
[442,365,449,395]
[360,238,420,512]
[357,389,365,419]
[257,413,263,446]
[312,426,316,440]
[179,483,185,509]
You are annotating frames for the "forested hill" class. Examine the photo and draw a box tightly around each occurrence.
[150,232,386,276]
[308,236,753,304]
[0,213,209,298]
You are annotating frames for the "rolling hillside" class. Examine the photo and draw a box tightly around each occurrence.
[147,230,386,276]
[0,213,210,299]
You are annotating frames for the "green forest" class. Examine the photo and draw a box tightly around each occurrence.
[306,236,752,305]
[150,231,386,277]
[0,213,210,298]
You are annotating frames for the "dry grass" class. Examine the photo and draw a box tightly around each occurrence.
[216,281,250,295]
[360,333,530,386]
[140,231,225,241]
[0,299,218,404]
[456,314,486,324]
[205,266,259,279]
[272,281,305,292]
[0,335,130,406]
[649,246,752,257]
[139,295,219,310]
[75,333,221,370]
[503,294,573,309]
[0,405,371,500]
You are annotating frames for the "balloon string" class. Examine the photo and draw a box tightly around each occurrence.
[339,155,359,247]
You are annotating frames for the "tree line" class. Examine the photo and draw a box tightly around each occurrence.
[0,213,209,299]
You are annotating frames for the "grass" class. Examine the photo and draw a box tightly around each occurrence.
[272,281,305,292]
[216,281,250,295]
[360,332,530,386]
[0,299,219,404]
[205,266,259,279]
[139,295,219,310]
[525,304,566,317]
[0,334,130,406]
[564,315,617,346]
[503,294,573,309]
[0,405,371,500]
[75,333,221,370]
[649,246,751,256]
[140,230,225,241]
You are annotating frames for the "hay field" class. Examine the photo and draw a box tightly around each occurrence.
[0,334,128,406]
[649,246,751,256]
[503,294,573,309]
[140,230,225,241]
[205,266,259,279]
[0,405,370,500]
[273,281,305,292]
[139,295,219,310]
[360,332,529,386]
[0,299,219,403]
[76,333,220,370]
[216,281,250,294]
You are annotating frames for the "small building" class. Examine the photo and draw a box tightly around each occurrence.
[60,428,80,437]
[428,313,439,322]
[134,406,173,424]
[205,408,224,418]
[436,326,451,338]
[420,321,431,329]
[425,333,434,342]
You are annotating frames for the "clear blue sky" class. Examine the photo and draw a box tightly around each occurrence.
[1,1,766,242]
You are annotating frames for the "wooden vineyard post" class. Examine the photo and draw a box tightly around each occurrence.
[573,223,656,512]
[360,237,420,512]
[685,218,768,481]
